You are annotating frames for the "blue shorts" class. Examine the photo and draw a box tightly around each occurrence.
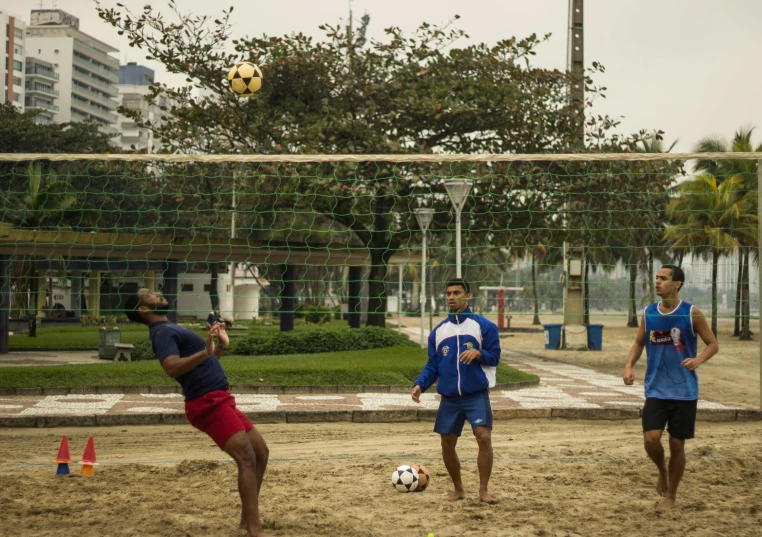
[434,390,493,437]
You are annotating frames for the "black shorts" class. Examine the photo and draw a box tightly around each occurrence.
[642,398,698,440]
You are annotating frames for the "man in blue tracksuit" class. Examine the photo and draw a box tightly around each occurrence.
[412,278,501,504]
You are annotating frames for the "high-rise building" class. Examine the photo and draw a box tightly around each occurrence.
[25,9,119,136]
[24,57,58,124]
[116,62,166,152]
[1,11,26,108]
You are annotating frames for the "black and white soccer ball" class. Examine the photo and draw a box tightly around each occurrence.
[227,62,263,97]
[391,464,419,493]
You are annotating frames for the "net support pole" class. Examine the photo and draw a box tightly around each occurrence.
[420,230,427,348]
[0,255,9,354]
[398,264,402,334]
[280,264,295,332]
[758,159,761,409]
[163,261,178,324]
[348,266,362,329]
[456,211,462,278]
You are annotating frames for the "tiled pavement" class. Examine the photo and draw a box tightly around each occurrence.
[1,350,757,426]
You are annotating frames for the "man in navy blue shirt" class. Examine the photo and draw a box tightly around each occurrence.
[411,279,501,504]
[125,288,270,537]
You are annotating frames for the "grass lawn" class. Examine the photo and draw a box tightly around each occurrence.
[0,346,537,388]
[8,320,350,350]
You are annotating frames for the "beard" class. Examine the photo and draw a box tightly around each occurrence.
[149,302,170,314]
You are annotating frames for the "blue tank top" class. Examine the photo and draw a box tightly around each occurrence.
[643,300,698,400]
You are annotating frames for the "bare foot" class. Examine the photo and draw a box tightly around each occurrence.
[239,515,246,530]
[479,489,498,504]
[656,495,675,513]
[446,489,466,501]
[656,468,668,496]
[248,530,272,537]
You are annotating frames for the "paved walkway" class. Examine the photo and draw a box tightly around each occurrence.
[0,350,755,426]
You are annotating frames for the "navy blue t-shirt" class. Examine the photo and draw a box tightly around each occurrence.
[149,321,229,401]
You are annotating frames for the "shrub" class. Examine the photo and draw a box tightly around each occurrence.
[229,326,416,356]
[130,340,155,361]
[304,306,332,325]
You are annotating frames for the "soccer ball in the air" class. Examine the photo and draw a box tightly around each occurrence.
[412,465,431,492]
[227,61,263,97]
[391,465,419,493]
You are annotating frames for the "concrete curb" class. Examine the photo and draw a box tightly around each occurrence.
[1,408,759,429]
[0,379,540,396]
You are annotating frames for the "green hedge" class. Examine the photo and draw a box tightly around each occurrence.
[230,326,416,356]
[131,326,416,360]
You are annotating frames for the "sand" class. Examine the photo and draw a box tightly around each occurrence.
[1,420,761,537]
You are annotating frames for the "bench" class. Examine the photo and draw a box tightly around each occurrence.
[113,343,134,362]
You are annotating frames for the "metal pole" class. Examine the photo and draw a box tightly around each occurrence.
[758,159,761,409]
[398,264,402,334]
[456,210,462,278]
[230,176,236,321]
[420,230,427,348]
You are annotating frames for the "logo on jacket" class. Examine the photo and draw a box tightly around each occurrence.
[649,328,684,351]
[442,346,449,356]
[465,341,474,350]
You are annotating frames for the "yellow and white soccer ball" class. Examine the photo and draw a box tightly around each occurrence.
[227,62,263,97]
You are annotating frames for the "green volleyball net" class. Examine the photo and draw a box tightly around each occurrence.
[0,153,757,335]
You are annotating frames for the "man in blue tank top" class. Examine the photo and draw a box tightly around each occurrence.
[622,265,719,512]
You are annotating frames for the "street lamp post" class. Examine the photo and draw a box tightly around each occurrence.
[443,178,474,278]
[414,208,435,349]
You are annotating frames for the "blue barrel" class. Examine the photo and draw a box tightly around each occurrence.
[543,323,563,350]
[587,324,604,351]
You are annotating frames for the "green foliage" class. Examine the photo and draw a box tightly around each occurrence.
[229,326,417,356]
[131,340,155,361]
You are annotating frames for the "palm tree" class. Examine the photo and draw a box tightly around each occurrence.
[664,174,756,335]
[0,164,86,337]
[693,128,761,337]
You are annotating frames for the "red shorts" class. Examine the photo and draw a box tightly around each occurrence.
[185,390,253,449]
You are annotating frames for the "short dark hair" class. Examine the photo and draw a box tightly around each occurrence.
[661,265,686,290]
[124,293,147,325]
[445,278,470,294]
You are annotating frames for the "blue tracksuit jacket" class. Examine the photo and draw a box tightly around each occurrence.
[414,307,501,397]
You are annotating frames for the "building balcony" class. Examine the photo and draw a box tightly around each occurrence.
[72,68,118,97]
[71,100,118,123]
[73,39,120,70]
[26,99,59,113]
[73,54,119,84]
[25,84,59,97]
[25,66,59,81]
[99,124,119,136]
[72,84,119,110]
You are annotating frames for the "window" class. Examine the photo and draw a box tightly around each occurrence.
[181,284,194,292]
[12,76,21,87]
[12,92,20,102]
[13,60,22,72]
[203,284,212,292]
[14,44,21,56]
[14,28,23,40]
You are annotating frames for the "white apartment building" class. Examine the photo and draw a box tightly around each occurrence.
[24,57,58,124]
[1,10,25,108]
[25,9,119,136]
[116,62,166,152]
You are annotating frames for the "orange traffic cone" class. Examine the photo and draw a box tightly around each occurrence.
[79,436,98,477]
[54,436,71,476]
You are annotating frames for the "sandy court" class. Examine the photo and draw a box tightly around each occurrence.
[1,420,761,537]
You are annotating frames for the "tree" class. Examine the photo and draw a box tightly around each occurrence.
[0,164,93,336]
[693,128,761,338]
[97,3,670,327]
[664,174,756,335]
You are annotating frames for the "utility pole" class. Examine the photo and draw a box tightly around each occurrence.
[562,0,586,349]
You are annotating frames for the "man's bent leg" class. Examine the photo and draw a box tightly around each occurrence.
[473,426,497,504]
[240,427,270,528]
[657,436,686,512]
[643,429,668,497]
[224,430,270,537]
[440,434,465,501]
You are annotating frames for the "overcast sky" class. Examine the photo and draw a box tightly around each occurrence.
[7,0,762,152]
